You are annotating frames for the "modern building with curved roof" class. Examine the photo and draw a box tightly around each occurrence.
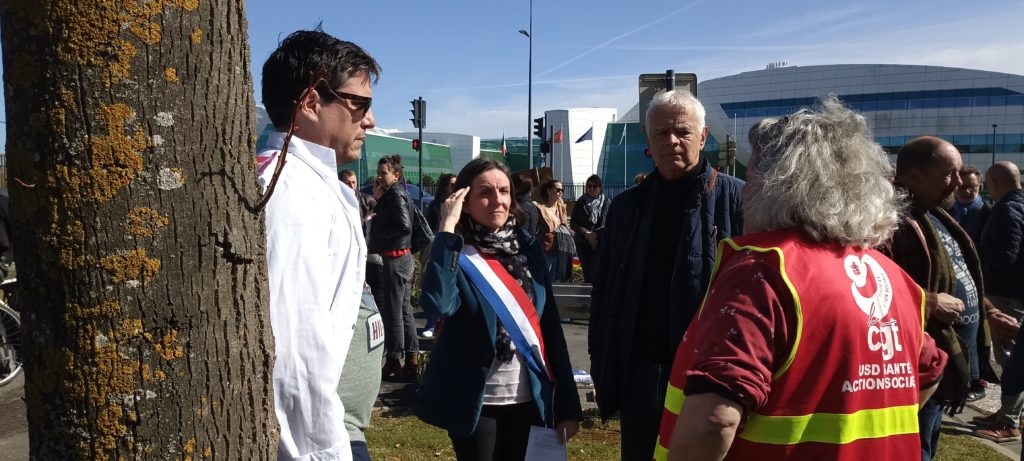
[598,64,1024,185]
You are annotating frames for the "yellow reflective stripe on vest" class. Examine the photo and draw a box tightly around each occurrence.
[653,438,670,461]
[664,383,685,415]
[738,404,920,445]
[716,239,803,380]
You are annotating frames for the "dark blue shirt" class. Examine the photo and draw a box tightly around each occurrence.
[930,214,981,379]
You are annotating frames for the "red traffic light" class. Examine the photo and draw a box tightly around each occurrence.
[411,139,421,150]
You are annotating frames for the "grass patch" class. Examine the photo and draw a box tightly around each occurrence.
[366,408,621,460]
[366,409,1011,460]
[934,433,1012,461]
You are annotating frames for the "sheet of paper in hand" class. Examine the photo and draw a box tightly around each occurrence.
[525,426,567,461]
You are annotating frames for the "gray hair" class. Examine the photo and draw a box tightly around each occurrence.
[645,90,705,137]
[744,97,904,248]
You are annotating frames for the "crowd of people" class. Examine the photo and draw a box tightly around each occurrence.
[256,28,1024,461]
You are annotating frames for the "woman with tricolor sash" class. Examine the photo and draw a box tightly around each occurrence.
[416,158,582,460]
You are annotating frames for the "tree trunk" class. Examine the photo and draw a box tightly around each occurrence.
[1,1,277,459]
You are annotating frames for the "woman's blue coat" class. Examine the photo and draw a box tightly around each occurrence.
[415,231,583,436]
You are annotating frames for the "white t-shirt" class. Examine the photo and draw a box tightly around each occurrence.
[482,344,533,405]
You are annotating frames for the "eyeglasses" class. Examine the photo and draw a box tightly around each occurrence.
[554,188,564,193]
[320,84,373,116]
[586,184,600,189]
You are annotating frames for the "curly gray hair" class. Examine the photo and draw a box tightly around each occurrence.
[744,97,904,248]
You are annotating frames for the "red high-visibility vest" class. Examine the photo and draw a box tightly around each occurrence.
[655,229,925,461]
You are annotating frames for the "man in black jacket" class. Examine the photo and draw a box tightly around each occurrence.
[973,161,1024,443]
[951,165,991,245]
[588,90,744,460]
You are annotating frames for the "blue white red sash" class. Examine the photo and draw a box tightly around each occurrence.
[459,245,555,383]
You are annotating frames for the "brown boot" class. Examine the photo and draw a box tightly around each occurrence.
[402,352,420,382]
[382,357,402,381]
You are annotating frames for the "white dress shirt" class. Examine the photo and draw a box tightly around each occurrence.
[259,132,366,461]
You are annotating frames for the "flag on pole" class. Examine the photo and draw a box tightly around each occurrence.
[552,128,563,143]
[575,127,593,144]
[501,132,507,157]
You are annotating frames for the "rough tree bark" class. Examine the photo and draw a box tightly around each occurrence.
[1,1,277,459]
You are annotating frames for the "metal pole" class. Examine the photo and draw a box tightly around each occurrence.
[418,96,424,211]
[527,0,534,168]
[992,124,998,167]
[665,69,675,91]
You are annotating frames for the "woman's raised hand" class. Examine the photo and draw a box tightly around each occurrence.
[439,187,470,233]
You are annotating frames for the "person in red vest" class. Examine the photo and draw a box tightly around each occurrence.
[654,98,947,461]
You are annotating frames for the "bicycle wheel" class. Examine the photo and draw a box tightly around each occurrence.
[0,301,22,387]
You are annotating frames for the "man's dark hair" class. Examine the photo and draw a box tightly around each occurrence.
[512,173,534,196]
[586,174,603,188]
[338,169,356,181]
[262,27,381,130]
[896,136,946,177]
[960,164,981,180]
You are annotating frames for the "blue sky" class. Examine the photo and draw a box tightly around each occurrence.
[2,0,1024,149]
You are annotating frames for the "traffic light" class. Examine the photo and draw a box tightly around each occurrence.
[411,139,421,151]
[533,117,545,139]
[540,141,551,154]
[410,98,426,129]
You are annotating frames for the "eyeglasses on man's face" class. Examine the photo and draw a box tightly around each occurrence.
[586,184,600,189]
[320,83,372,116]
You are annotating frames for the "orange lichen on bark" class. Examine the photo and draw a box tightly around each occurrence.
[125,207,170,238]
[43,197,86,269]
[63,301,144,458]
[87,103,147,202]
[190,28,204,44]
[58,85,77,113]
[99,249,161,284]
[129,19,161,45]
[50,0,201,86]
[50,108,66,135]
[153,330,185,360]
[165,67,179,83]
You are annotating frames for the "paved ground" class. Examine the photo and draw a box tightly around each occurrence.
[1,318,1020,460]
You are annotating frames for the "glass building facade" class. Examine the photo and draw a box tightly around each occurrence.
[698,64,1024,170]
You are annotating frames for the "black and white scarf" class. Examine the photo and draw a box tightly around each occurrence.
[463,216,537,363]
[578,194,606,226]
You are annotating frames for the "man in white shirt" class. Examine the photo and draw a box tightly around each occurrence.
[258,28,380,461]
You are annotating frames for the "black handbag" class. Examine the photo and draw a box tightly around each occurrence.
[407,197,434,254]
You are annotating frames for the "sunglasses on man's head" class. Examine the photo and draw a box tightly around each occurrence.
[320,83,372,115]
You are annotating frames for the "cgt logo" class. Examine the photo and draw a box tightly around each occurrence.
[845,254,902,361]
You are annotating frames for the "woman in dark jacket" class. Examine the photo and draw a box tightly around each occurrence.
[369,155,418,380]
[570,174,610,283]
[426,173,457,232]
[422,173,457,338]
[417,158,582,460]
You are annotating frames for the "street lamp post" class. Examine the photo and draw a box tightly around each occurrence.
[992,124,999,168]
[519,0,533,169]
